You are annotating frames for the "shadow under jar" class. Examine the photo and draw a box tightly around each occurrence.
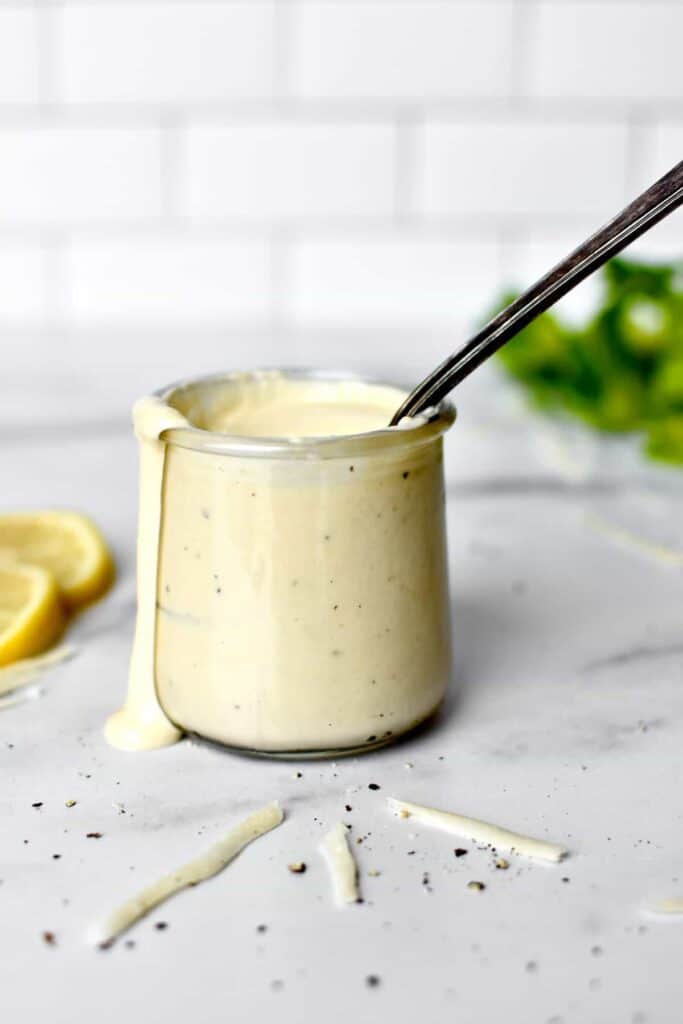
[154,370,455,757]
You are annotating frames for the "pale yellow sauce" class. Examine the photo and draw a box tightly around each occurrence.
[106,374,452,754]
[105,396,187,751]
[203,376,409,438]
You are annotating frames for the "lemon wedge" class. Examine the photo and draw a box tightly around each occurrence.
[0,510,114,611]
[0,563,66,667]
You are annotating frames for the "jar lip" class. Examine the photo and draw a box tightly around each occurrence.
[155,367,456,459]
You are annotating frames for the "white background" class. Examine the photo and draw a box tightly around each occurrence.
[1,0,681,425]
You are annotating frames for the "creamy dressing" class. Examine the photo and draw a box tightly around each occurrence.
[388,797,568,863]
[105,397,188,751]
[202,375,410,438]
[107,373,453,754]
[321,822,361,905]
[89,801,283,946]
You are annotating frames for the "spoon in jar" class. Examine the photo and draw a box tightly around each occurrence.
[390,160,683,425]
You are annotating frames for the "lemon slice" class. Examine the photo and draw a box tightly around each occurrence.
[0,563,66,666]
[0,510,114,611]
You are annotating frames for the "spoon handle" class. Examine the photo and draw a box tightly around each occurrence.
[390,160,683,425]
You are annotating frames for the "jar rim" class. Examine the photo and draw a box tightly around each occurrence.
[156,367,456,460]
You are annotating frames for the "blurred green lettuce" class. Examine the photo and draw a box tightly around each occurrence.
[494,257,683,465]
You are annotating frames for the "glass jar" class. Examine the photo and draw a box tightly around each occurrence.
[142,370,454,757]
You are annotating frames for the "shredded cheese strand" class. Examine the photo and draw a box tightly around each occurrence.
[89,802,284,946]
[0,645,76,698]
[650,898,683,914]
[321,822,360,905]
[388,797,567,863]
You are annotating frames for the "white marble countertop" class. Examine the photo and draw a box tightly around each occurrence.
[3,362,683,1024]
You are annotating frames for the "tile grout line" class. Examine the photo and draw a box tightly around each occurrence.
[42,230,68,328]
[273,0,294,110]
[508,0,538,103]
[35,0,59,112]
[0,99,682,125]
[624,110,654,197]
[268,227,293,331]
[160,113,186,222]
[394,108,422,224]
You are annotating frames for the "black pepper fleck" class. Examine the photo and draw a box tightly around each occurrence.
[86,832,103,839]
[454,848,468,858]
[365,975,381,989]
[345,804,352,812]
[32,802,43,809]
[257,924,268,934]
[368,783,380,791]
[402,471,410,479]
[42,931,56,946]
[155,921,168,931]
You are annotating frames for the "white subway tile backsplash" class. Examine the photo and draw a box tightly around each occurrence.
[0,244,46,323]
[64,236,272,324]
[286,234,499,327]
[0,127,163,225]
[501,222,681,341]
[622,223,683,265]
[0,9,40,105]
[640,122,683,184]
[529,3,683,100]
[291,2,515,99]
[501,228,605,325]
[58,3,275,104]
[418,120,629,217]
[184,121,396,221]
[0,0,679,354]
[633,121,683,241]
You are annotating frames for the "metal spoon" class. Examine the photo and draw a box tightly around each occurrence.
[390,160,683,425]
